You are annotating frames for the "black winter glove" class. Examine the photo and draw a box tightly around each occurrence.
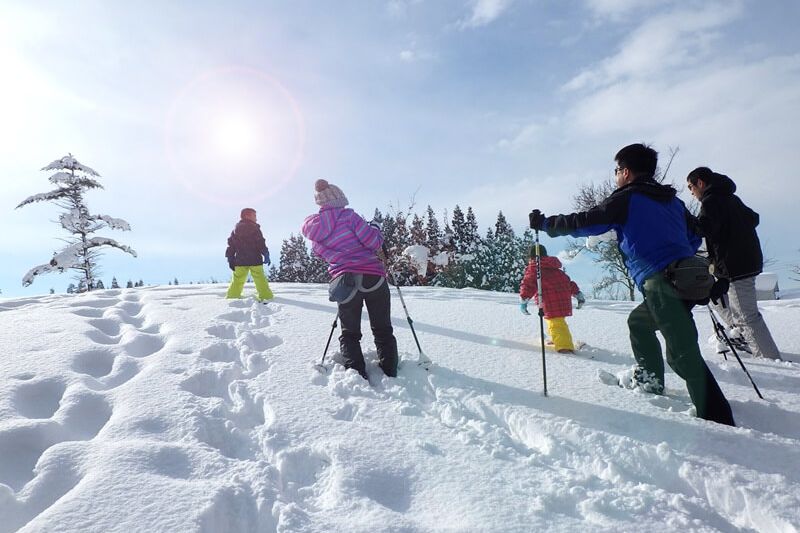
[228,260,235,271]
[529,209,545,231]
[709,278,730,305]
[263,250,271,265]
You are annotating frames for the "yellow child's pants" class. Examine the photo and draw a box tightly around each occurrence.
[226,265,274,301]
[545,317,575,351]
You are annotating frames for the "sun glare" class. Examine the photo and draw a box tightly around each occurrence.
[213,113,260,159]
[164,66,305,205]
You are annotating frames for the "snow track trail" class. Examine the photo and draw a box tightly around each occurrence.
[1,284,799,532]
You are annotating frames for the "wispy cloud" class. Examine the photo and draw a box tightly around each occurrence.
[458,0,513,29]
[583,0,672,20]
[564,2,743,91]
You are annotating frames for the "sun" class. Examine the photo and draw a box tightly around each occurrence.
[212,113,260,159]
[164,66,305,205]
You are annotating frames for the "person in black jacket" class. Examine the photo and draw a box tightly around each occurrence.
[225,208,274,301]
[687,167,781,360]
[530,144,734,426]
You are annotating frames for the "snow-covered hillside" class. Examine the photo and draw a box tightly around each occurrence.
[1,284,799,532]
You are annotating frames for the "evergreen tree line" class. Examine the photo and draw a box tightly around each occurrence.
[66,277,144,293]
[269,205,536,293]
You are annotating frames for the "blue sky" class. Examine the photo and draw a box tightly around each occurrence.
[2,0,799,297]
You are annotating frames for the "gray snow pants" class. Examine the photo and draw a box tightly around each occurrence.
[714,276,781,360]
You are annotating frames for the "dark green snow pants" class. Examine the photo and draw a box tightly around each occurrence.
[628,274,735,426]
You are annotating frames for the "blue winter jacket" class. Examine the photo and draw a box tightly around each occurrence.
[543,178,701,290]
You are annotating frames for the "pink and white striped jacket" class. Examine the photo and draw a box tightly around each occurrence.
[301,207,386,279]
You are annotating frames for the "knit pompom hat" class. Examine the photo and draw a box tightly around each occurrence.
[314,179,349,208]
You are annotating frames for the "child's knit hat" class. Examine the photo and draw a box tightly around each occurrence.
[529,244,547,259]
[314,179,349,208]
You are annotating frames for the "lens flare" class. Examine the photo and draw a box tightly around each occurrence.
[164,66,305,206]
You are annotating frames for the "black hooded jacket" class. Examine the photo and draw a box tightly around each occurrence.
[695,174,762,280]
[225,219,269,267]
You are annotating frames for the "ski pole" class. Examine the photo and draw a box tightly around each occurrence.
[315,313,338,371]
[708,307,729,361]
[707,305,764,400]
[534,229,548,397]
[382,245,432,368]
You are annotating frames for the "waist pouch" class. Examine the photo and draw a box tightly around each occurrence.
[664,255,713,301]
[328,273,385,304]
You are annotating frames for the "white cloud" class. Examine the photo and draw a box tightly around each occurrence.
[583,0,672,20]
[496,123,540,151]
[386,0,422,18]
[564,2,743,91]
[459,0,513,29]
[558,52,800,230]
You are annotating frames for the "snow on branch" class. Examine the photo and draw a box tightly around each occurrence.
[41,154,100,176]
[85,236,138,257]
[22,237,137,287]
[48,172,74,184]
[16,189,70,208]
[92,214,131,231]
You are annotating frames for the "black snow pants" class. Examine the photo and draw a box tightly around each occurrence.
[337,274,398,379]
[628,273,735,426]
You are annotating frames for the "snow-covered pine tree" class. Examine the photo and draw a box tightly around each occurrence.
[464,207,480,254]
[16,154,137,289]
[467,227,496,290]
[126,280,133,288]
[111,277,120,289]
[307,249,330,283]
[267,264,281,282]
[389,211,417,285]
[410,214,426,245]
[66,283,76,294]
[95,280,105,289]
[277,234,309,282]
[173,277,179,286]
[451,205,467,254]
[424,205,442,252]
[434,205,479,288]
[476,211,530,293]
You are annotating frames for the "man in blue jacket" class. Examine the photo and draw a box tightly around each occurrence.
[530,143,734,426]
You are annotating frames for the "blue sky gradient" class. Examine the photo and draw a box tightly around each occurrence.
[2,0,799,297]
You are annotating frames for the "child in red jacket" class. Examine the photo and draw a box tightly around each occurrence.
[519,245,585,353]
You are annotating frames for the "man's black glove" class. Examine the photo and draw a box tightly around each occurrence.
[529,209,545,231]
[709,277,730,305]
[228,259,235,271]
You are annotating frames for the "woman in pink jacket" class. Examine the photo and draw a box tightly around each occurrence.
[301,179,398,379]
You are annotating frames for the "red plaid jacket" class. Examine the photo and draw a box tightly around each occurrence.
[519,256,580,319]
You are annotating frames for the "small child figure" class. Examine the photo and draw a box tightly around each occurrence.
[225,208,274,302]
[519,244,585,353]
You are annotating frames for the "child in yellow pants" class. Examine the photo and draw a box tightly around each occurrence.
[225,208,274,301]
[519,245,585,353]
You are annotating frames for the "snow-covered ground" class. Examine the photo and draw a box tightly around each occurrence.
[1,284,799,532]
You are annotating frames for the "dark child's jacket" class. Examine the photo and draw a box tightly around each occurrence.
[226,219,269,267]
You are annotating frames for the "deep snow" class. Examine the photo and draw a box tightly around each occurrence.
[1,284,799,532]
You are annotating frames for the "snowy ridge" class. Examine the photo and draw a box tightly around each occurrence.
[1,284,799,532]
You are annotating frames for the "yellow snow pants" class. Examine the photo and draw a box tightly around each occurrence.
[226,265,274,301]
[546,317,575,351]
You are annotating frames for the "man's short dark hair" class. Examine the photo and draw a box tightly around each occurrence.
[687,166,715,186]
[240,207,257,219]
[615,143,658,178]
